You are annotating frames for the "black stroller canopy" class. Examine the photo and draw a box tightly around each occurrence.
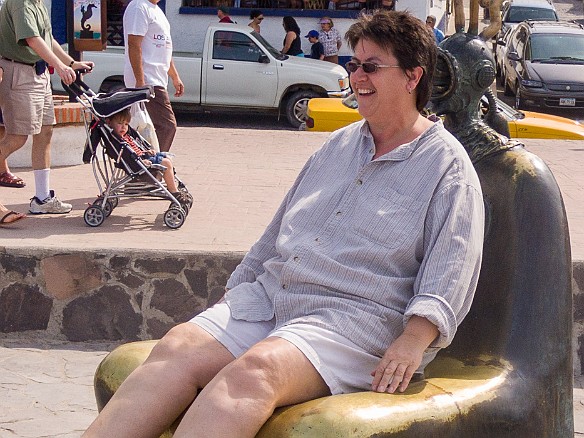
[92,87,154,118]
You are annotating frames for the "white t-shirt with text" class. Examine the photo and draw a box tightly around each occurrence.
[123,0,172,88]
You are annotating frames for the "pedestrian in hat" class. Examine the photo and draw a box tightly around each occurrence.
[218,6,235,23]
[318,16,342,64]
[305,30,324,60]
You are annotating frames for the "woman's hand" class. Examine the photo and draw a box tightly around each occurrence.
[371,316,439,393]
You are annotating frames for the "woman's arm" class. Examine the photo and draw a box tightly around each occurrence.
[282,31,296,54]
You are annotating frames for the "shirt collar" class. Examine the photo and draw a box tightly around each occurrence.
[359,118,443,162]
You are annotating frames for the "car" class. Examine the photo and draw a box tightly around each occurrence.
[495,26,514,78]
[500,20,584,111]
[499,0,558,39]
[305,95,584,139]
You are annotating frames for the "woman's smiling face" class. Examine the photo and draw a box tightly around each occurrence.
[349,38,407,126]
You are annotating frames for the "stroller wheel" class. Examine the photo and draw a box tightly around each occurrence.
[93,198,114,217]
[164,206,186,229]
[109,197,119,209]
[84,205,106,227]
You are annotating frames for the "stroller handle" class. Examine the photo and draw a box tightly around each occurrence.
[62,69,96,98]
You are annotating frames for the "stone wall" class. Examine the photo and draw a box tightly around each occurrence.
[1,247,584,376]
[0,247,243,341]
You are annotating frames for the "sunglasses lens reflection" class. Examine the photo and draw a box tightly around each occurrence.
[345,62,377,73]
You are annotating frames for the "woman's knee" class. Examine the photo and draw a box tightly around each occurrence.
[148,322,235,386]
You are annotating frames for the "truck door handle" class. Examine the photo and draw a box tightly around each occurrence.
[212,64,224,70]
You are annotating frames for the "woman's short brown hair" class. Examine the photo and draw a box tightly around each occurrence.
[345,10,437,112]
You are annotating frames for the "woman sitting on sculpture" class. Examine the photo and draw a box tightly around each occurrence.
[83,11,484,438]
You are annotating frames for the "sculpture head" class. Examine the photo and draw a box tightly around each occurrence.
[430,33,496,118]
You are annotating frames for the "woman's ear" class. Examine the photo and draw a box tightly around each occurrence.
[405,66,424,89]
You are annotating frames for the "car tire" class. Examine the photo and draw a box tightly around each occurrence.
[285,90,321,129]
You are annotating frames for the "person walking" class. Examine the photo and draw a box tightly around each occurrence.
[0,0,94,214]
[318,16,342,64]
[123,0,184,153]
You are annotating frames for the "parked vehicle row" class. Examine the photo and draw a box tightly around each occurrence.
[498,0,558,40]
[497,20,584,111]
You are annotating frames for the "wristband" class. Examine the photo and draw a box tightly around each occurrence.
[69,60,75,67]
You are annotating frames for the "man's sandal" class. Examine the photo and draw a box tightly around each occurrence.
[0,210,26,226]
[0,172,26,188]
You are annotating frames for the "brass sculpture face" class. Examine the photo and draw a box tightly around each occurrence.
[429,32,512,162]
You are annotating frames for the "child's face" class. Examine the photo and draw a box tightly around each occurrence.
[109,118,129,137]
[309,36,318,43]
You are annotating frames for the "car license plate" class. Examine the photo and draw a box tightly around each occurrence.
[560,98,576,106]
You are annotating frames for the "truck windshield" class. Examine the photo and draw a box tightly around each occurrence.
[252,32,287,61]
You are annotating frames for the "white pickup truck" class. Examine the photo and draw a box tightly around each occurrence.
[52,24,351,128]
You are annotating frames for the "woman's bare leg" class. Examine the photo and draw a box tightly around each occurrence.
[175,336,331,438]
[83,322,235,438]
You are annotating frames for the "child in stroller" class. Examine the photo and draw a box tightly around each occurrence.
[105,108,188,207]
[75,85,192,229]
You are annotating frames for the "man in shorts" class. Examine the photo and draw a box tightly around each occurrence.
[123,0,184,153]
[0,0,94,214]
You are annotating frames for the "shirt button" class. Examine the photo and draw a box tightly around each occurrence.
[336,211,342,215]
[293,256,299,262]
[314,237,320,242]
[282,284,287,289]
[356,179,363,185]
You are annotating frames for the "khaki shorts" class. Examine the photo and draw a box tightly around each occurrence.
[0,58,55,136]
[190,302,383,394]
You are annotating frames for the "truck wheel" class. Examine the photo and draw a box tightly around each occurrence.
[285,90,320,128]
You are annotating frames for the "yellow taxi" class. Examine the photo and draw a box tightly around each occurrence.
[305,96,584,139]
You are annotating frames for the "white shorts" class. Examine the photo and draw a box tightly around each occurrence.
[190,302,382,394]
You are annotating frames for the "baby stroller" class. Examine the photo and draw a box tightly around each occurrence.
[63,73,192,229]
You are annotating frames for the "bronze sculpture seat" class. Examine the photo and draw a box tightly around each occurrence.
[94,141,573,437]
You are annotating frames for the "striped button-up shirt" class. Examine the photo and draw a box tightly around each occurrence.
[226,119,484,361]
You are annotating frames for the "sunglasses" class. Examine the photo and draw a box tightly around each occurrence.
[258,17,264,20]
[345,61,401,74]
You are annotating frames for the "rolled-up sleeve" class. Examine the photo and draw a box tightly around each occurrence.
[404,180,485,348]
